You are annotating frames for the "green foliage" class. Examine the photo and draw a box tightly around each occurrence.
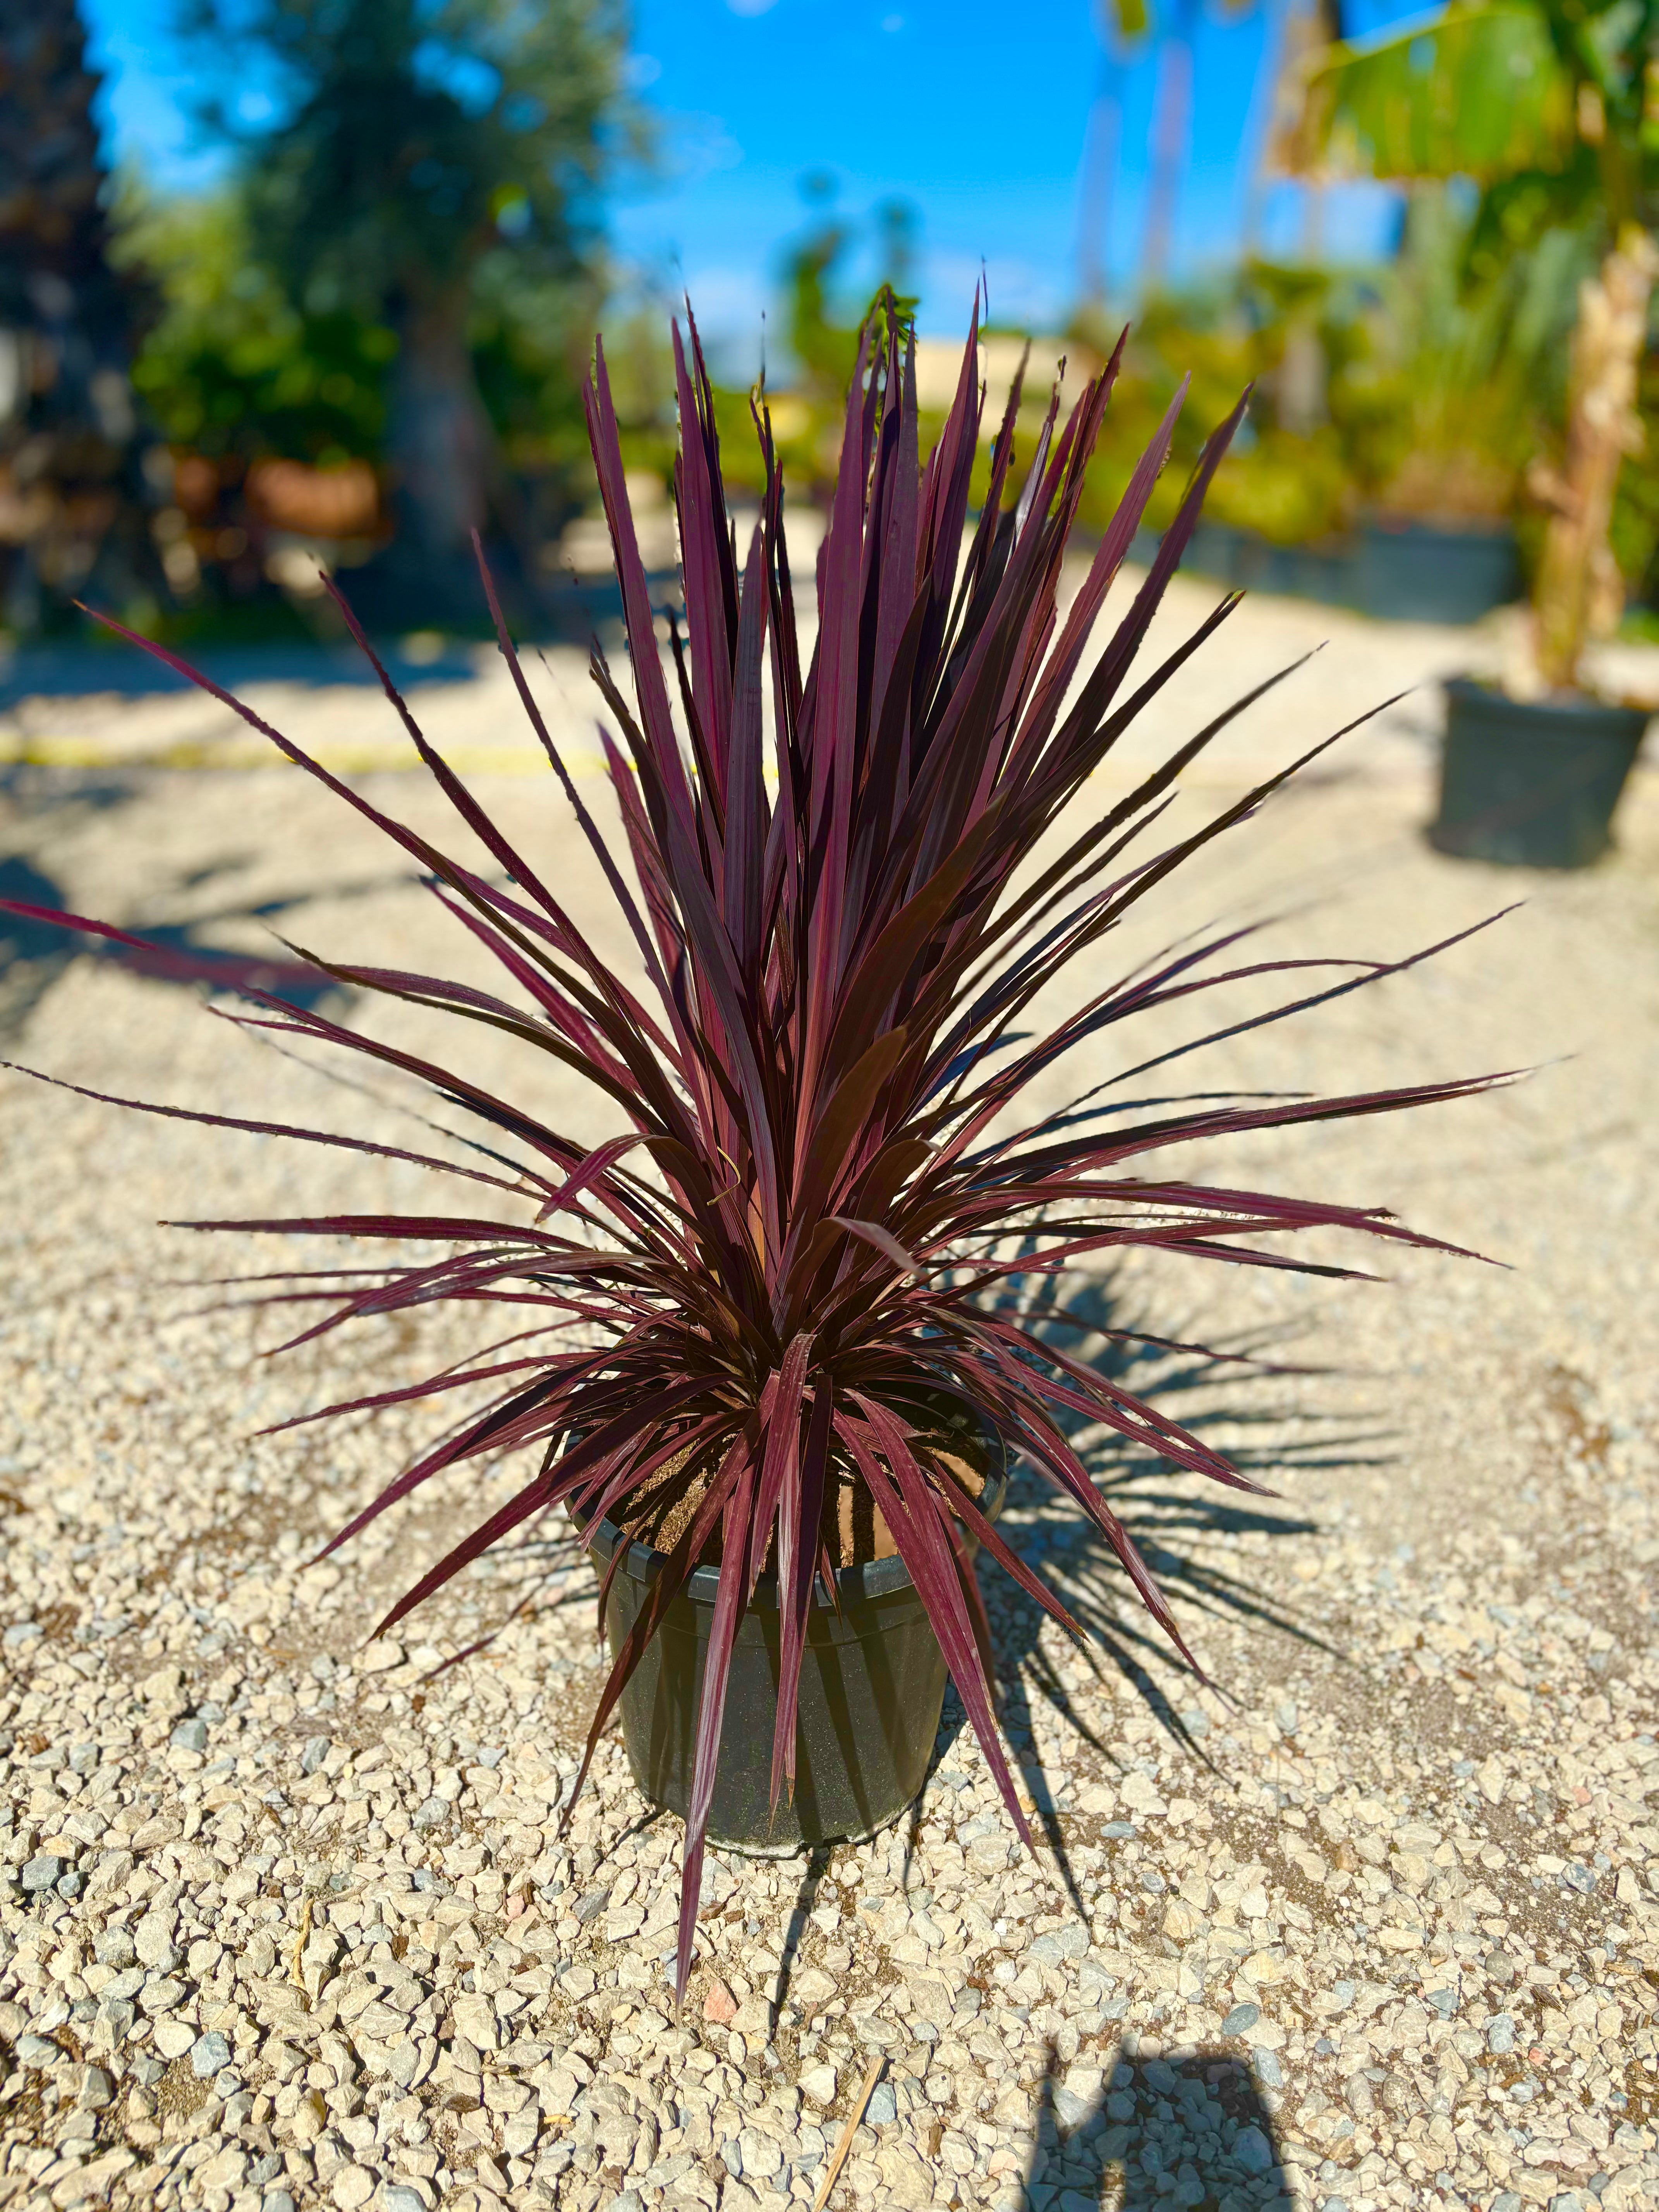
[781,213,859,397]
[1073,267,1369,545]
[706,190,927,504]
[118,180,609,492]
[468,252,599,474]
[1291,3,1575,184]
[182,0,634,319]
[1331,184,1593,519]
[1068,186,1628,546]
[164,0,638,568]
[115,187,394,464]
[1288,0,1659,231]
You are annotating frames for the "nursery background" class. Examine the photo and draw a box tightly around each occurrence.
[5,0,1658,641]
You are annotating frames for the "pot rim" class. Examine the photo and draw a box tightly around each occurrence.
[1443,673,1654,733]
[569,1412,1010,1608]
[1364,512,1515,543]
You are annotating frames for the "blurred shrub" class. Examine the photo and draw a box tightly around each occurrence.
[116,187,394,467]
[1069,183,1649,565]
[1334,184,1590,523]
[1072,264,1366,546]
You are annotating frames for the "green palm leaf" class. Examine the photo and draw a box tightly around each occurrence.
[1285,2,1574,181]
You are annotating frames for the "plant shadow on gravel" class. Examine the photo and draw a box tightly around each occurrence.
[1023,2040,1291,2211]
[912,1266,1393,1914]
[0,846,383,1036]
[399,1259,1391,1946]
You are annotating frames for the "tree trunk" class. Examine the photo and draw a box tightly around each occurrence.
[1139,12,1195,293]
[1531,223,1658,692]
[1075,57,1124,305]
[386,288,496,567]
[0,0,168,632]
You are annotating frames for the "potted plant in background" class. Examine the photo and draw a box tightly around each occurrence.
[3,291,1503,2007]
[1340,184,1530,626]
[1285,0,1657,866]
[1073,264,1362,606]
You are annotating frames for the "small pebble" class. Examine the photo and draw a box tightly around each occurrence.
[1234,2126,1276,2175]
[191,2030,233,2078]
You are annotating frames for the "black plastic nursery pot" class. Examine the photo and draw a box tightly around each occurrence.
[1177,520,1353,609]
[1147,515,1522,626]
[1432,677,1650,868]
[574,1420,1008,1856]
[1355,517,1520,626]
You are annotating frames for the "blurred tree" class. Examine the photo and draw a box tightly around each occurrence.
[110,184,399,618]
[1281,0,1659,687]
[182,0,635,605]
[1073,261,1364,545]
[0,0,168,632]
[1139,0,1201,284]
[1075,1,1136,303]
[1333,180,1592,522]
[780,170,855,397]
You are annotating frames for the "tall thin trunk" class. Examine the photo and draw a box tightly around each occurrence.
[1242,0,1293,259]
[1139,0,1197,293]
[1531,224,1658,691]
[1075,58,1125,306]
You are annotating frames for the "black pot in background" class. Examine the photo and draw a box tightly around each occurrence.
[1357,517,1520,626]
[1176,520,1354,609]
[576,1417,1008,1855]
[1432,678,1650,868]
[1152,514,1522,627]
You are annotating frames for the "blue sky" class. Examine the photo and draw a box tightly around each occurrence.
[81,0,1418,357]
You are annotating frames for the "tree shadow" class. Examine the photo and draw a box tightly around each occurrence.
[1024,2039,1292,2210]
[0,632,486,705]
[0,847,426,1035]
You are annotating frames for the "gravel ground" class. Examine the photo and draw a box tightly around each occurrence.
[1,572,1657,2212]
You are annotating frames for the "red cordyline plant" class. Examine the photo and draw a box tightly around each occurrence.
[4,292,1504,2006]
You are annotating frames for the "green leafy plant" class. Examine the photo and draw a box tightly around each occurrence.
[118,189,395,469]
[3,295,1503,2003]
[1073,268,1360,547]
[1285,0,1659,685]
